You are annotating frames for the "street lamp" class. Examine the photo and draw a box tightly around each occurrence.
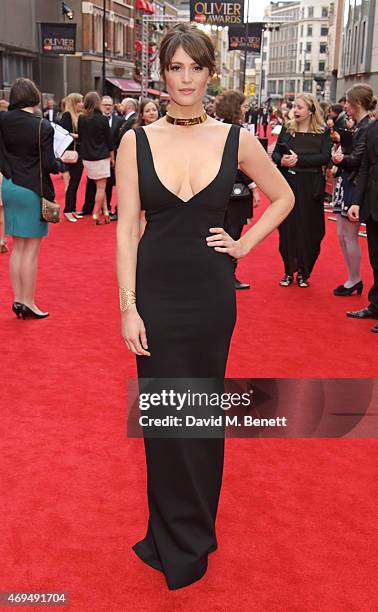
[62,2,74,20]
[61,2,74,97]
[102,0,106,95]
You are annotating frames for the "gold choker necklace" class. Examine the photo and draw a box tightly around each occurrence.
[165,112,208,126]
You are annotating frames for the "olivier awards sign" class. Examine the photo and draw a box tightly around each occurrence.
[228,23,263,52]
[40,23,77,55]
[190,0,244,25]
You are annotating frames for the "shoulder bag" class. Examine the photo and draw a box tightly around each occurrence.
[39,120,61,223]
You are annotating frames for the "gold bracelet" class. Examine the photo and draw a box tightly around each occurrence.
[119,287,136,312]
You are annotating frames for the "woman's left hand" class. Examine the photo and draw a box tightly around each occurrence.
[206,228,249,259]
[282,151,298,167]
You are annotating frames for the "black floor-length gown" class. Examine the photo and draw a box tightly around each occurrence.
[272,128,332,279]
[132,124,241,589]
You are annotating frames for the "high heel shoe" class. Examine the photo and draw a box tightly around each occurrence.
[12,302,23,319]
[333,280,363,296]
[103,213,110,224]
[21,305,49,319]
[93,214,102,225]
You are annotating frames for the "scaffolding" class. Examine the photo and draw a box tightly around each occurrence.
[141,16,187,98]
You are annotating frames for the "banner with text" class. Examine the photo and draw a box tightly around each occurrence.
[40,23,77,55]
[228,22,263,52]
[190,0,244,25]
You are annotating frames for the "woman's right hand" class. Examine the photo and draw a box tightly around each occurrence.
[348,205,360,223]
[121,305,151,356]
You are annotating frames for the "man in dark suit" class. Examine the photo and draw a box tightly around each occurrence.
[347,120,378,332]
[118,97,138,145]
[82,96,124,218]
[245,104,258,135]
[42,98,58,123]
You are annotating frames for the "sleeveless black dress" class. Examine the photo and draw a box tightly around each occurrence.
[132,124,241,589]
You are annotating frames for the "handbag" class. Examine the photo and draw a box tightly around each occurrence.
[230,182,251,201]
[61,140,78,164]
[39,120,61,223]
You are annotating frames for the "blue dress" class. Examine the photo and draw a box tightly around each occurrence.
[2,177,48,238]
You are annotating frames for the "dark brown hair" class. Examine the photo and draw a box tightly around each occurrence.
[9,78,41,110]
[330,103,344,117]
[347,84,377,111]
[134,98,160,127]
[214,90,246,124]
[82,91,101,116]
[159,23,215,78]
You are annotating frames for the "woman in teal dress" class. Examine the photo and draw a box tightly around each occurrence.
[0,78,65,319]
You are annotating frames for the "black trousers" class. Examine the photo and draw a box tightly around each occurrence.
[82,178,95,215]
[366,217,378,311]
[262,123,268,137]
[82,170,115,215]
[64,159,83,213]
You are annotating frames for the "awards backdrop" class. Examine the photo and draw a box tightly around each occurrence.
[190,0,244,25]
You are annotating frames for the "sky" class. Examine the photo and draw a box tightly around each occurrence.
[248,0,270,20]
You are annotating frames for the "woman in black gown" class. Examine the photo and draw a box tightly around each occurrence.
[116,24,294,590]
[272,94,331,287]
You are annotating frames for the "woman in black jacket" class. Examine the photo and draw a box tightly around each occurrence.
[59,92,84,222]
[346,118,378,331]
[0,78,65,319]
[215,90,259,289]
[272,93,331,287]
[331,84,374,296]
[78,91,114,224]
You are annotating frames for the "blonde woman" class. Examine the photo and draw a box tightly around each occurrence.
[272,93,332,287]
[60,93,84,221]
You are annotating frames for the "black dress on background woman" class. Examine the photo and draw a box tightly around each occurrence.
[272,127,331,282]
[132,123,241,590]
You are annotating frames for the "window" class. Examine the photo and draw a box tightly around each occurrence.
[286,80,295,94]
[300,25,304,37]
[361,21,366,63]
[303,79,312,92]
[319,61,325,72]
[278,80,284,95]
[307,25,313,37]
[320,43,327,54]
[321,26,328,36]
[306,42,312,52]
[115,22,124,56]
[305,61,311,72]
[2,53,33,84]
[322,7,328,17]
[298,60,302,72]
[308,7,314,18]
[267,80,276,95]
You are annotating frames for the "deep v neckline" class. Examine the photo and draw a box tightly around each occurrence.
[140,125,234,204]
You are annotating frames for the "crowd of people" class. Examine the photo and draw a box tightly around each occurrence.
[1,74,378,331]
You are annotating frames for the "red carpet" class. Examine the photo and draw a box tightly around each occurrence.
[0,172,377,611]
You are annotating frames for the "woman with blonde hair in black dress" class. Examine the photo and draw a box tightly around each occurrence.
[116,23,294,590]
[272,93,331,287]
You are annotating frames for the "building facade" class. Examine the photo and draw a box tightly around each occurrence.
[337,0,378,97]
[262,0,332,102]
